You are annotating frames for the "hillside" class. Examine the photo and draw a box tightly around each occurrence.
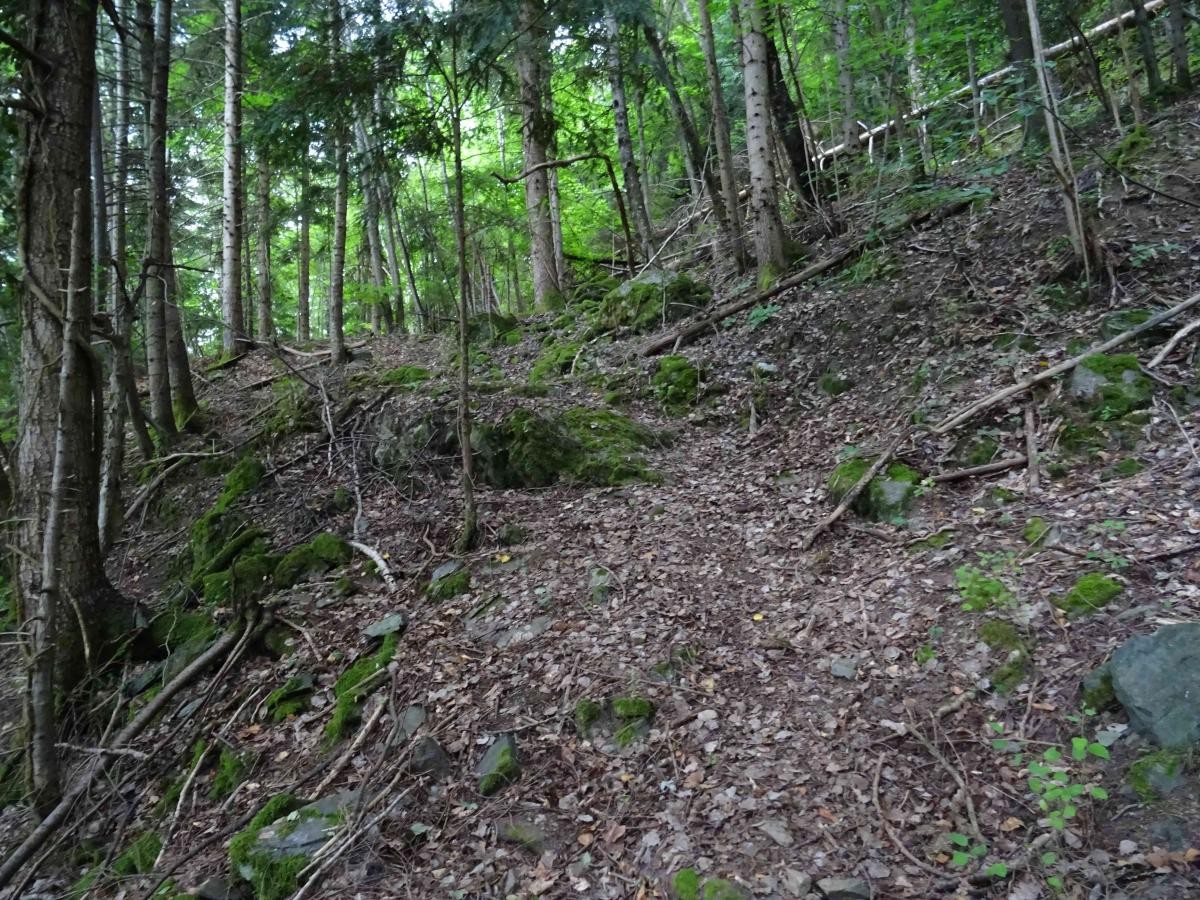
[2,100,1198,900]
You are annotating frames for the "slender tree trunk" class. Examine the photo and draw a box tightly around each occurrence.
[633,82,654,222]
[516,0,562,309]
[1166,0,1191,90]
[144,0,175,439]
[695,0,748,268]
[16,0,130,808]
[163,225,197,425]
[832,0,858,149]
[765,37,816,202]
[91,84,109,311]
[298,163,311,342]
[741,0,787,279]
[449,78,477,551]
[604,11,653,259]
[904,7,933,173]
[243,228,254,342]
[354,120,390,335]
[221,0,245,354]
[1128,0,1163,94]
[255,158,274,340]
[998,0,1045,144]
[328,142,348,361]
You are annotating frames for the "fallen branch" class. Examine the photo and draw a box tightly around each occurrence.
[1147,317,1200,368]
[280,340,368,359]
[204,352,248,373]
[802,421,912,551]
[933,290,1200,435]
[245,361,324,390]
[641,200,972,356]
[931,455,1027,483]
[347,540,398,592]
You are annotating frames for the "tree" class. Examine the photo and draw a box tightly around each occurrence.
[1165,0,1191,91]
[604,7,654,260]
[222,0,246,354]
[741,0,787,279]
[832,0,858,149]
[327,0,350,363]
[255,158,275,341]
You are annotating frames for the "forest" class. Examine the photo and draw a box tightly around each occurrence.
[2,0,1200,895]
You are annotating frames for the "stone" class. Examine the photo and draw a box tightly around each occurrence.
[830,657,858,679]
[496,816,554,853]
[191,876,249,900]
[780,870,812,897]
[475,733,521,796]
[235,791,361,889]
[1110,624,1200,747]
[594,269,711,334]
[1069,354,1153,420]
[816,876,872,899]
[827,457,923,524]
[395,705,427,742]
[407,737,452,778]
[488,615,553,649]
[363,612,408,639]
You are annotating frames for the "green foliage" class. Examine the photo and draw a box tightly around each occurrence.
[228,794,306,900]
[274,533,351,589]
[652,355,700,413]
[265,674,314,721]
[217,457,266,512]
[827,456,924,524]
[817,371,854,397]
[1076,354,1153,421]
[211,747,248,800]
[745,304,780,330]
[378,365,433,387]
[529,339,583,383]
[1023,517,1050,545]
[1128,750,1187,802]
[956,563,1014,612]
[267,378,316,438]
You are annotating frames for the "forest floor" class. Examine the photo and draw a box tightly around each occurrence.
[5,102,1200,900]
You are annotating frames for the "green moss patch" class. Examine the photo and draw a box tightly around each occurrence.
[265,674,314,721]
[379,365,432,387]
[266,378,317,437]
[1102,457,1144,481]
[828,457,923,524]
[1071,354,1154,421]
[211,747,249,800]
[574,695,656,748]
[817,372,854,397]
[1054,573,1123,618]
[592,270,710,334]
[1128,750,1187,802]
[425,565,471,601]
[530,339,584,383]
[274,533,351,589]
[325,634,398,743]
[652,355,701,413]
[229,794,306,900]
[1023,516,1050,545]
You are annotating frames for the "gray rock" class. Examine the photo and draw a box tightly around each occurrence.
[475,733,520,796]
[395,705,426,743]
[238,790,361,882]
[489,615,553,649]
[816,876,872,899]
[431,559,463,582]
[363,612,408,638]
[780,869,812,897]
[588,568,611,605]
[496,815,555,853]
[191,876,249,899]
[830,657,858,680]
[408,736,452,777]
[1110,623,1200,747]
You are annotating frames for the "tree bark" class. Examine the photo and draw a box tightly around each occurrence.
[91,84,109,312]
[15,0,131,806]
[741,0,787,278]
[604,10,653,260]
[255,157,274,340]
[329,136,349,362]
[516,0,562,309]
[695,0,748,268]
[297,158,311,342]
[163,225,198,426]
[354,120,391,334]
[998,0,1046,144]
[1165,0,1191,89]
[221,0,246,354]
[764,36,816,203]
[143,0,174,439]
[832,0,858,149]
[1128,0,1164,93]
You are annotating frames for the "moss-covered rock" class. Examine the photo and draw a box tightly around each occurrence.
[827,457,924,524]
[379,365,433,387]
[265,673,315,721]
[463,311,522,346]
[817,372,854,397]
[1055,573,1123,618]
[274,533,351,589]
[325,634,398,743]
[267,377,317,438]
[1102,457,1145,480]
[1128,750,1187,802]
[476,733,520,796]
[1070,354,1153,420]
[229,793,330,900]
[652,355,700,413]
[425,561,471,601]
[574,695,656,749]
[211,747,248,800]
[529,339,584,383]
[593,269,710,333]
[1081,665,1117,711]
[1023,516,1051,545]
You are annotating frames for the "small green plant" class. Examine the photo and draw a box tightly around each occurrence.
[746,303,781,330]
[914,643,936,665]
[956,556,1016,612]
[1128,240,1183,268]
[947,831,989,869]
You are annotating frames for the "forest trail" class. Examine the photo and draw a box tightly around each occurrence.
[7,100,1200,900]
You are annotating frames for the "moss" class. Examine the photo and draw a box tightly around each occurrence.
[979,619,1024,652]
[274,533,350,589]
[652,355,700,413]
[612,697,655,720]
[1077,354,1154,420]
[817,372,854,397]
[529,339,583,383]
[203,570,232,605]
[1111,124,1150,168]
[498,523,530,546]
[478,744,520,796]
[1023,517,1050,545]
[217,457,266,512]
[992,651,1032,695]
[1128,750,1186,802]
[228,794,307,900]
[561,407,661,485]
[1103,457,1144,480]
[1101,309,1154,339]
[231,553,276,604]
[674,869,701,900]
[266,377,316,437]
[265,675,313,722]
[113,831,162,876]
[595,271,711,334]
[379,365,432,387]
[425,566,470,601]
[330,487,353,512]
[909,529,954,551]
[147,607,217,652]
[1081,667,1116,711]
[575,698,604,736]
[211,747,248,800]
[259,625,294,658]
[828,457,923,524]
[1055,573,1123,617]
[962,435,999,466]
[325,634,398,743]
[702,880,748,900]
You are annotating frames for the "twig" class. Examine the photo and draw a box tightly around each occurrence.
[1140,541,1200,562]
[909,723,981,841]
[933,290,1200,434]
[1024,403,1040,495]
[802,419,912,551]
[347,540,397,592]
[872,754,951,878]
[1147,317,1200,368]
[52,743,149,760]
[930,455,1027,483]
[312,697,388,796]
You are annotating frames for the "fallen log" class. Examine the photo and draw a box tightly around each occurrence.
[930,455,1027,483]
[641,199,972,356]
[932,290,1200,435]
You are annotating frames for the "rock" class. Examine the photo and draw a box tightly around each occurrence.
[652,355,701,414]
[234,791,360,892]
[1069,354,1153,420]
[475,733,521,796]
[827,457,923,524]
[829,657,858,680]
[1110,623,1200,747]
[1081,665,1117,711]
[575,696,656,751]
[488,615,553,649]
[426,561,470,601]
[190,876,249,900]
[816,876,872,899]
[780,869,812,897]
[363,612,408,639]
[594,269,710,334]
[752,360,778,378]
[757,818,794,847]
[395,705,427,742]
[407,737,452,777]
[1129,750,1187,801]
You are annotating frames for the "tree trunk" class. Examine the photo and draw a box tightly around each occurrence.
[163,226,198,426]
[328,16,349,366]
[354,120,391,335]
[255,158,274,340]
[1165,0,1191,89]
[91,84,109,311]
[904,7,933,173]
[764,36,816,203]
[998,0,1046,144]
[832,0,858,149]
[604,10,653,259]
[16,0,131,807]
[449,78,477,551]
[1128,0,1163,93]
[143,0,175,440]
[695,0,748,268]
[298,161,311,342]
[516,0,562,309]
[221,0,246,355]
[741,0,787,279]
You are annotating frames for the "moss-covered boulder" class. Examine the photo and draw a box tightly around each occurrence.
[817,371,854,397]
[379,365,432,387]
[1069,354,1153,420]
[274,533,351,589]
[475,733,520,796]
[652,355,700,413]
[325,634,397,742]
[594,269,710,333]
[1054,572,1123,618]
[529,338,583,383]
[265,673,315,721]
[426,560,470,601]
[827,457,924,524]
[373,407,459,479]
[463,312,522,346]
[1101,308,1171,343]
[574,695,656,751]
